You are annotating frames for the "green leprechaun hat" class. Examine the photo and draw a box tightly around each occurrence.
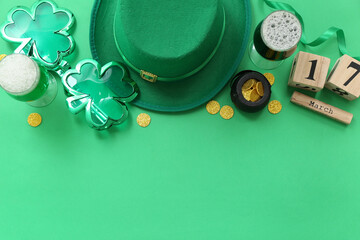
[90,0,251,112]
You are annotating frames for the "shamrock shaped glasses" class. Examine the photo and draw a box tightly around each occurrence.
[1,1,74,70]
[62,60,138,130]
[0,1,139,130]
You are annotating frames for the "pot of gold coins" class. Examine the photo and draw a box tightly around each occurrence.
[231,71,272,112]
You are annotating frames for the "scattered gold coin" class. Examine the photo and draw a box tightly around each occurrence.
[268,100,282,115]
[264,73,275,86]
[137,113,151,127]
[206,100,221,115]
[0,54,6,61]
[220,105,234,120]
[256,82,264,97]
[242,79,256,91]
[27,113,42,127]
[250,90,261,102]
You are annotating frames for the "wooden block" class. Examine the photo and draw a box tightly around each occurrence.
[288,51,330,92]
[290,91,353,125]
[325,54,360,101]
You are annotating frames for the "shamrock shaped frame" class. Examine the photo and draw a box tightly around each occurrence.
[0,0,75,70]
[62,59,139,131]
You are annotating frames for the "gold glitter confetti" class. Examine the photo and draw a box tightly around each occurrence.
[264,73,275,86]
[268,100,282,115]
[0,54,6,61]
[256,82,264,97]
[27,113,42,127]
[242,79,256,91]
[137,113,151,127]
[220,105,234,120]
[206,100,221,115]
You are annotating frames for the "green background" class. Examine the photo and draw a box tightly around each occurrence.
[0,0,359,239]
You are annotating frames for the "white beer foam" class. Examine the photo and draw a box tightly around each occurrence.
[0,54,40,96]
[261,10,302,51]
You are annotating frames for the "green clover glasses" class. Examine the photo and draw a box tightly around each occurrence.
[0,1,139,130]
[0,1,74,106]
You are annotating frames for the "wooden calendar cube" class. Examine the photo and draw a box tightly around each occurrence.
[288,51,331,92]
[325,55,360,101]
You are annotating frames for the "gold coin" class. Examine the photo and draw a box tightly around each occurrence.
[206,100,221,115]
[0,54,6,61]
[250,90,261,102]
[137,113,151,127]
[242,88,254,101]
[27,113,42,127]
[220,105,234,120]
[268,100,282,114]
[256,82,264,97]
[242,79,256,91]
[264,73,275,86]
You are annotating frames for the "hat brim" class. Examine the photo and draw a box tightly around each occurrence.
[90,0,251,112]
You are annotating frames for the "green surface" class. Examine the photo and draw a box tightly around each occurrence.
[0,0,360,239]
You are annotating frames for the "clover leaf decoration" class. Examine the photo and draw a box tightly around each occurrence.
[1,1,75,69]
[62,60,139,130]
